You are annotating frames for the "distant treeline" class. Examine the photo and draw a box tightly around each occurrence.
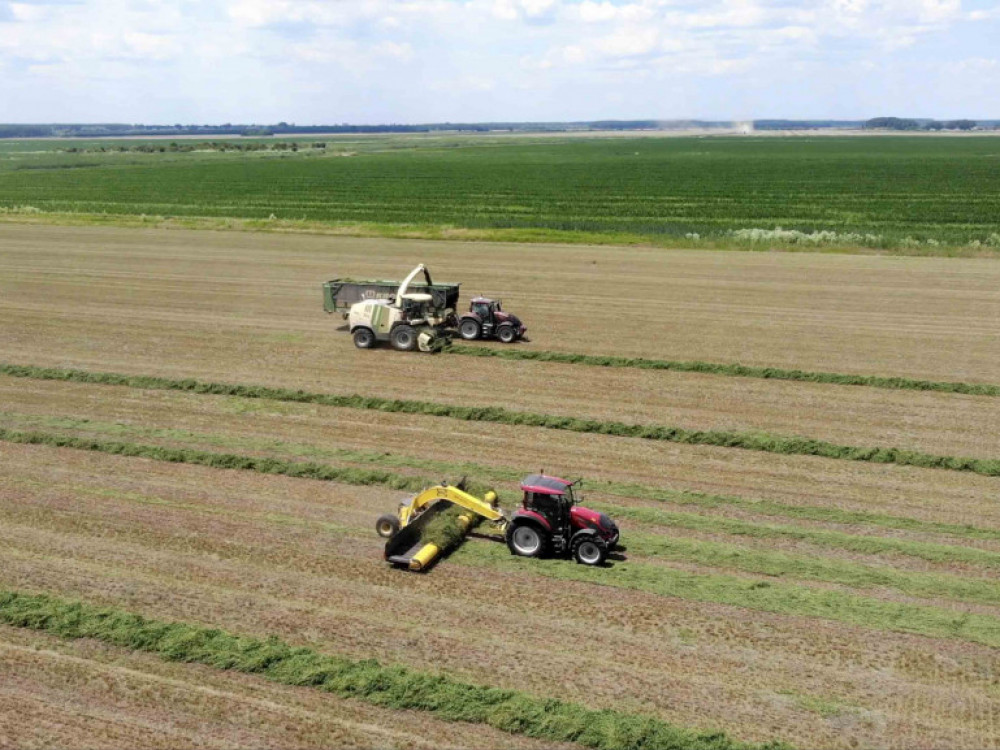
[1,119,997,139]
[64,141,329,153]
[864,117,995,131]
[0,120,733,138]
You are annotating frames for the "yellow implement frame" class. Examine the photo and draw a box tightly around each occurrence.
[399,484,505,527]
[384,483,507,571]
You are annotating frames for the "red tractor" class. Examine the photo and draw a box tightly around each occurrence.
[458,297,526,344]
[505,474,620,566]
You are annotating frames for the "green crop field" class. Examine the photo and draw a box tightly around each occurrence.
[2,133,1000,252]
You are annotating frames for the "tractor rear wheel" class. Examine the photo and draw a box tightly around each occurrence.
[572,535,607,566]
[353,328,376,349]
[506,522,546,558]
[459,319,481,340]
[497,324,517,344]
[375,514,400,538]
[391,325,418,351]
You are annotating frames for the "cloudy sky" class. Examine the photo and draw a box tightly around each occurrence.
[0,0,997,124]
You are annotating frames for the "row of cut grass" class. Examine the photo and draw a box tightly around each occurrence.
[7,426,1000,608]
[0,589,783,750]
[7,410,995,545]
[620,532,1000,607]
[448,346,1000,397]
[4,363,1000,476]
[455,544,1000,650]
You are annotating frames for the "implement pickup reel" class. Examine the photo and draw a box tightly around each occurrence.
[376,474,621,572]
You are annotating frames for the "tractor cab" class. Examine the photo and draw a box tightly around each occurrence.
[520,474,576,531]
[471,297,501,321]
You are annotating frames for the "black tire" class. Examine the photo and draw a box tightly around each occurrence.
[375,514,400,538]
[572,534,607,566]
[497,325,517,344]
[391,325,417,351]
[459,318,481,340]
[352,328,376,349]
[506,521,547,558]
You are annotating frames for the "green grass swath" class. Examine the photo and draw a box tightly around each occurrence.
[0,590,785,750]
[10,426,1000,647]
[456,544,1000,649]
[3,363,1000,476]
[448,347,1000,397]
[7,409,996,546]
[6,424,1000,573]
[7,426,1000,613]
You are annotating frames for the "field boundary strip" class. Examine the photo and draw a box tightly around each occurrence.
[447,347,1000,397]
[4,363,1000,477]
[10,426,1000,639]
[0,589,786,750]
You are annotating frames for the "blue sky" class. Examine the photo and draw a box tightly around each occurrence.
[0,0,997,123]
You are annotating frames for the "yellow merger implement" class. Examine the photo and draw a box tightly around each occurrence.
[378,482,507,572]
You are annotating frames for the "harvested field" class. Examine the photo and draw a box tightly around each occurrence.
[3,444,1000,750]
[0,625,566,750]
[3,222,1000,748]
[2,224,1000,382]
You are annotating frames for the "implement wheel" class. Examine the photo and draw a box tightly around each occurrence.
[375,514,400,538]
[391,325,417,351]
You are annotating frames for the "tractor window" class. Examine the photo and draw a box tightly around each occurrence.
[473,302,491,317]
[527,492,564,522]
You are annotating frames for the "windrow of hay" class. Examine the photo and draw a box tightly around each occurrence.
[417,503,485,552]
[6,427,1000,615]
[3,363,1000,476]
[7,408,998,545]
[0,590,786,750]
[5,426,998,571]
[447,347,1000,397]
[456,544,1000,649]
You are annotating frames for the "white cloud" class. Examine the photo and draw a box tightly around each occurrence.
[0,0,996,122]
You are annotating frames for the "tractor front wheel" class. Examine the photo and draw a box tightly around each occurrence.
[572,535,607,566]
[506,522,546,558]
[375,514,400,538]
[391,325,418,351]
[459,319,481,340]
[497,324,517,344]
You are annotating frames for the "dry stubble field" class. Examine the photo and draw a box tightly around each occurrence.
[2,223,1000,749]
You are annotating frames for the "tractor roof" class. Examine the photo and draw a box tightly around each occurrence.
[471,296,496,303]
[521,474,571,495]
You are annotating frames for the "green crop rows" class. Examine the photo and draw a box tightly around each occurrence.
[7,424,1000,614]
[7,408,996,545]
[2,135,1000,248]
[4,363,1000,476]
[0,590,784,750]
[447,346,1000,396]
